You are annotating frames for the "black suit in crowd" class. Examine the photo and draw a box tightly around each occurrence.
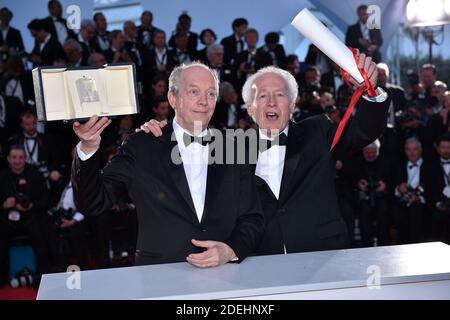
[221,34,244,65]
[257,45,287,69]
[72,125,264,266]
[168,31,198,52]
[42,16,76,43]
[31,35,65,67]
[137,25,162,50]
[345,22,383,63]
[0,26,25,53]
[255,92,390,255]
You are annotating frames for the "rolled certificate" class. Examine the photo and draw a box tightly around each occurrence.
[291,8,364,84]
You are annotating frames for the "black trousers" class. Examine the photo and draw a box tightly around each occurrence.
[0,215,50,284]
[358,196,390,247]
[394,202,428,244]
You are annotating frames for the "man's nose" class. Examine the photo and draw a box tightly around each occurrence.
[198,92,208,106]
[267,93,276,107]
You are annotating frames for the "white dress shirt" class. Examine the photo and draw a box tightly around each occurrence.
[5,78,24,103]
[407,158,423,189]
[39,33,51,53]
[172,118,209,222]
[255,127,289,200]
[58,181,84,222]
[1,27,9,43]
[155,47,167,66]
[24,133,39,165]
[360,21,370,41]
[53,16,68,45]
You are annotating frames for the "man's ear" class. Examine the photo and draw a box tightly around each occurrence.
[167,91,177,111]
[247,103,254,117]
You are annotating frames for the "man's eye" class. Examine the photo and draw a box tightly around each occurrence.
[207,92,217,99]
[259,94,267,99]
[277,92,285,97]
[189,89,198,96]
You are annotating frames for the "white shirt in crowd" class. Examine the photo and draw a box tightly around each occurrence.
[52,16,68,45]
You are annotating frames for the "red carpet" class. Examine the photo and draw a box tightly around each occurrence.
[0,285,37,300]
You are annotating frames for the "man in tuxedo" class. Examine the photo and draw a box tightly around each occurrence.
[257,32,287,69]
[167,32,196,71]
[345,4,383,63]
[137,11,162,50]
[140,52,390,255]
[43,0,76,46]
[142,30,168,83]
[63,39,84,67]
[221,18,248,66]
[393,137,432,244]
[206,44,236,87]
[0,7,25,55]
[103,30,132,64]
[71,62,264,267]
[168,13,198,52]
[27,19,65,67]
[93,12,110,52]
[76,20,101,66]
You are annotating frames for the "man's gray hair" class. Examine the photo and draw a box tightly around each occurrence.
[80,19,96,30]
[168,61,220,101]
[206,43,224,61]
[364,139,381,150]
[405,137,422,152]
[242,66,298,106]
[63,38,82,52]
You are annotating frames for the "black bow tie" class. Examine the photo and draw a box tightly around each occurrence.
[442,161,450,165]
[259,133,288,152]
[183,132,213,147]
[409,163,418,169]
[25,136,37,140]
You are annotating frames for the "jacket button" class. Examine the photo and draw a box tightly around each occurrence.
[277,208,286,214]
[201,228,207,232]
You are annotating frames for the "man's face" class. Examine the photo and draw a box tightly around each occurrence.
[305,70,320,86]
[21,116,37,136]
[89,53,107,67]
[64,45,81,63]
[31,29,47,43]
[153,32,166,48]
[363,147,378,162]
[81,26,96,42]
[153,101,170,121]
[95,14,107,32]
[377,68,388,86]
[245,32,258,49]
[112,33,126,49]
[8,149,26,173]
[202,31,215,46]
[358,8,369,24]
[405,142,422,163]
[209,50,223,66]
[438,141,450,160]
[124,23,137,39]
[248,73,293,136]
[0,12,11,26]
[168,66,217,133]
[421,69,436,88]
[141,12,153,26]
[431,86,445,104]
[180,18,191,31]
[153,80,167,96]
[49,1,62,18]
[320,92,335,109]
[235,24,247,37]
[287,60,300,76]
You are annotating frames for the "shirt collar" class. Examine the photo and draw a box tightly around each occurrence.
[258,125,289,141]
[408,158,423,167]
[173,117,208,149]
[42,33,51,45]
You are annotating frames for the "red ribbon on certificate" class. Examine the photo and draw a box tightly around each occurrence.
[330,47,377,151]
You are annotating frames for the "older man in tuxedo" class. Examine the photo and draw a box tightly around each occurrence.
[71,62,264,267]
[140,51,390,255]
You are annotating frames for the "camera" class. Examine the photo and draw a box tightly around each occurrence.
[359,178,380,208]
[48,207,76,227]
[10,267,35,288]
[400,185,424,207]
[35,161,50,179]
[14,178,30,208]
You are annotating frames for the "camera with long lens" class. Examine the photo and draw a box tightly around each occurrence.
[47,207,76,227]
[35,160,50,179]
[400,185,425,207]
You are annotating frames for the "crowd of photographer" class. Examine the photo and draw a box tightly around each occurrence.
[0,2,449,286]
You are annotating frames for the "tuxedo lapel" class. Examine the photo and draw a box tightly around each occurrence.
[279,122,304,203]
[161,124,198,224]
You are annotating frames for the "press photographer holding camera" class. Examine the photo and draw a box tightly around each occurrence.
[0,145,50,286]
[353,140,392,247]
[393,137,432,244]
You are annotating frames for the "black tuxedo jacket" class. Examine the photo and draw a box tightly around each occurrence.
[31,35,65,67]
[0,27,24,52]
[43,16,76,43]
[72,125,264,265]
[254,91,390,255]
[221,34,244,65]
[427,160,450,208]
[345,22,383,62]
[257,45,287,69]
[137,25,162,50]
[394,159,433,202]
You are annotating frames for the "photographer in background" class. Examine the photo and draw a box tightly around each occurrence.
[0,145,50,286]
[393,137,432,244]
[353,140,392,247]
[45,146,89,271]
[428,134,450,244]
